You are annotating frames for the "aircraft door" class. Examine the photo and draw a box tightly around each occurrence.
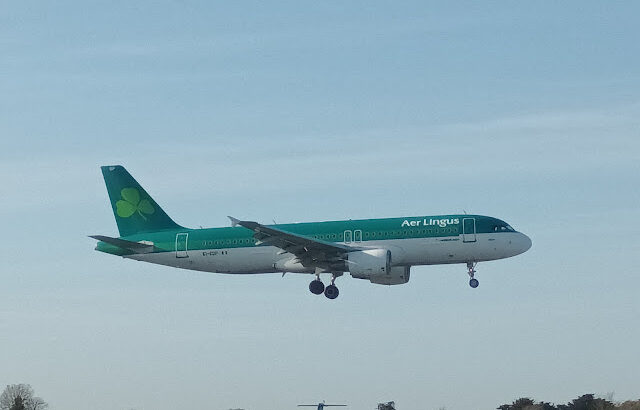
[175,233,189,258]
[344,230,352,243]
[462,218,476,243]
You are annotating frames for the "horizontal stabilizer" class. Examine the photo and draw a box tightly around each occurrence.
[90,235,157,253]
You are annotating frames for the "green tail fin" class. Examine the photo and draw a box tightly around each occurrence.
[101,165,185,237]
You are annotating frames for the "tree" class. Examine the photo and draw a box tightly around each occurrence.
[497,398,560,410]
[617,400,640,410]
[557,394,615,410]
[498,397,538,410]
[10,396,24,410]
[0,385,48,410]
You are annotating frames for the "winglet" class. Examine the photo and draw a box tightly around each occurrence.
[228,216,240,227]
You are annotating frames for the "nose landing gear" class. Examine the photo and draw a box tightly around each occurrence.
[467,262,479,288]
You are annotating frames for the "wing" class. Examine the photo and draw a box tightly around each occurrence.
[228,217,359,271]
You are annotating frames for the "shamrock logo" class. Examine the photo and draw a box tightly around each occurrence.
[116,187,155,220]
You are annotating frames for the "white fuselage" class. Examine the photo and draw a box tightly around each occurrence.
[127,232,531,276]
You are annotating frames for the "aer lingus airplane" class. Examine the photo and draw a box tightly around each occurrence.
[92,165,532,299]
[298,402,346,410]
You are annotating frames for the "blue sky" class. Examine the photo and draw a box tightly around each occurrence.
[1,2,639,410]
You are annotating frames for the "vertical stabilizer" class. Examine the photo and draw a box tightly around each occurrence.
[101,165,185,237]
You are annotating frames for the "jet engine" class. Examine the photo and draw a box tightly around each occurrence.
[348,249,411,285]
[348,249,390,277]
[369,266,410,285]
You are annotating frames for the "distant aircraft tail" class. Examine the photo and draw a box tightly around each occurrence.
[100,165,185,237]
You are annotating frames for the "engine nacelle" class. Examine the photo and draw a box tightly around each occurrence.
[348,249,391,277]
[369,266,410,285]
[349,247,410,285]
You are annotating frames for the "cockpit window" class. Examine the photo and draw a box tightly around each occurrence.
[494,225,515,232]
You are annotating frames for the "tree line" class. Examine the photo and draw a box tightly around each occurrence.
[3,385,639,410]
[497,394,640,410]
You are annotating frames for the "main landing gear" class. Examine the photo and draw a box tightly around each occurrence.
[309,273,340,299]
[467,262,479,288]
[324,284,339,300]
[309,279,325,295]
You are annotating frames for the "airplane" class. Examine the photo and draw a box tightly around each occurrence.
[91,165,532,299]
[298,402,346,410]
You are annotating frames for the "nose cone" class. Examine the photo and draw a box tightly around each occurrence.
[513,232,532,256]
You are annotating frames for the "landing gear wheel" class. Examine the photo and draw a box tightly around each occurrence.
[324,284,339,299]
[309,280,325,295]
[466,262,478,289]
